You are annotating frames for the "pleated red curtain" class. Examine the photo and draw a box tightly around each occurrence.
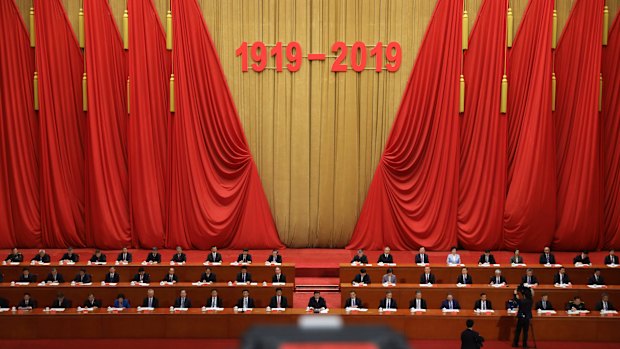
[0,0,40,247]
[83,0,131,249]
[347,0,462,250]
[553,0,604,251]
[457,0,507,250]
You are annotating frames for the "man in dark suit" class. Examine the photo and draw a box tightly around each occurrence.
[132,267,151,283]
[474,293,493,310]
[461,319,484,349]
[539,246,556,265]
[83,293,102,308]
[521,269,539,286]
[5,248,23,263]
[162,267,178,283]
[573,251,591,265]
[266,249,283,263]
[566,296,587,311]
[513,287,533,348]
[51,292,72,308]
[268,288,289,308]
[595,293,615,311]
[200,267,217,283]
[117,247,132,263]
[18,293,37,309]
[489,269,506,285]
[535,294,554,310]
[377,246,394,263]
[73,268,92,283]
[145,247,161,263]
[352,268,371,284]
[60,247,79,263]
[142,289,159,308]
[554,267,571,285]
[237,249,252,263]
[31,249,50,263]
[344,291,362,308]
[379,291,397,309]
[171,246,187,263]
[236,289,255,309]
[351,249,368,264]
[308,291,327,309]
[588,269,605,285]
[415,247,429,264]
[18,267,36,282]
[441,294,461,310]
[272,267,286,283]
[419,266,436,284]
[89,249,107,263]
[409,290,427,310]
[205,289,223,308]
[605,249,619,265]
[104,267,120,283]
[206,246,223,263]
[174,289,192,308]
[45,268,65,283]
[457,267,473,284]
[236,266,252,283]
[478,250,496,265]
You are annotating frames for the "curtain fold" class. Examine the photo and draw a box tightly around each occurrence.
[35,0,86,247]
[347,0,462,250]
[84,0,131,249]
[553,0,604,251]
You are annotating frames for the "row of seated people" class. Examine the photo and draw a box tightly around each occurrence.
[4,247,283,264]
[352,266,608,286]
[352,247,620,265]
[7,266,287,284]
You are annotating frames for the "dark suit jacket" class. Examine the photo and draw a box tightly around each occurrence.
[521,275,539,285]
[116,252,133,262]
[514,296,533,319]
[269,295,289,308]
[45,273,65,283]
[461,328,483,349]
[132,273,151,283]
[200,272,216,283]
[174,297,192,308]
[408,298,427,309]
[267,255,283,263]
[171,253,187,263]
[236,272,252,283]
[441,299,461,309]
[141,297,159,308]
[489,276,506,285]
[377,254,394,263]
[272,273,286,283]
[5,253,23,262]
[595,301,616,311]
[415,254,429,264]
[535,300,554,310]
[539,253,556,264]
[60,253,79,262]
[104,273,120,283]
[587,274,605,285]
[510,256,524,264]
[457,274,473,284]
[478,254,496,264]
[89,254,107,263]
[206,253,223,263]
[83,299,102,308]
[205,297,223,308]
[351,255,368,264]
[554,273,570,284]
[162,274,178,283]
[51,298,72,308]
[605,255,619,265]
[379,298,397,309]
[474,299,493,310]
[73,274,92,283]
[344,297,363,308]
[308,297,327,309]
[236,297,255,308]
[566,301,587,311]
[146,253,161,263]
[18,299,37,309]
[31,254,50,263]
[573,255,591,264]
[352,274,371,284]
[419,273,436,284]
[18,274,36,282]
[237,254,253,263]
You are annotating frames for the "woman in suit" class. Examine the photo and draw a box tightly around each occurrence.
[446,247,461,265]
[510,250,524,264]
[382,268,397,284]
[113,294,130,308]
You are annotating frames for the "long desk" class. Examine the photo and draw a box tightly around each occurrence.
[0,282,293,308]
[340,284,619,310]
[0,262,295,284]
[0,308,617,341]
[340,263,620,285]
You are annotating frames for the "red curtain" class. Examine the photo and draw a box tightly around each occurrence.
[553,0,603,251]
[84,0,131,248]
[35,0,86,247]
[168,0,282,249]
[347,0,462,250]
[503,0,555,251]
[603,13,620,249]
[458,0,507,250]
[0,0,40,248]
[127,0,170,248]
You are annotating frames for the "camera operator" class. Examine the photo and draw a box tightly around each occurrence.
[512,285,533,348]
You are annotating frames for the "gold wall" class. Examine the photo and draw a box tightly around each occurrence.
[14,0,620,247]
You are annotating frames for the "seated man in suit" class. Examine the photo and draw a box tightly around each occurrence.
[573,251,591,265]
[554,267,571,285]
[307,291,327,310]
[162,267,178,283]
[206,246,223,263]
[535,294,554,310]
[588,269,605,285]
[478,250,496,265]
[474,293,493,310]
[379,291,397,309]
[595,293,616,312]
[132,267,151,283]
[539,246,556,265]
[377,246,394,263]
[51,292,72,308]
[272,267,286,283]
[566,296,587,311]
[441,293,461,310]
[236,266,252,283]
[45,267,65,283]
[344,290,362,308]
[269,287,289,308]
[171,246,187,263]
[104,267,120,283]
[415,246,429,264]
[60,247,79,263]
[419,266,436,284]
[510,250,524,264]
[141,289,159,308]
[236,289,255,309]
[351,249,368,264]
[73,268,92,284]
[83,293,102,308]
[174,289,192,308]
[489,269,506,285]
[117,247,132,263]
[382,268,396,284]
[409,290,427,310]
[18,267,35,283]
[605,249,619,265]
[89,249,107,263]
[31,249,50,263]
[200,267,216,283]
[18,293,37,310]
[521,269,539,286]
[237,249,252,263]
[457,267,473,284]
[352,268,371,284]
[5,248,23,263]
[113,294,130,308]
[267,249,283,264]
[205,289,223,308]
[145,247,161,264]
[461,319,484,349]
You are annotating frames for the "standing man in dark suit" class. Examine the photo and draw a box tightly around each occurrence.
[205,289,223,308]
[307,291,327,310]
[174,289,192,308]
[268,288,289,308]
[206,246,223,263]
[535,294,554,310]
[83,293,102,308]
[539,246,556,265]
[236,289,255,309]
[352,268,371,284]
[272,267,286,283]
[145,247,161,263]
[351,249,368,264]
[344,291,362,308]
[461,319,484,349]
[60,247,79,263]
[117,247,132,263]
[200,267,217,283]
[377,247,394,263]
[237,249,252,263]
[171,246,187,263]
[267,249,282,263]
[132,267,151,283]
[104,267,120,283]
[513,287,533,348]
[379,291,397,309]
[5,248,23,263]
[605,249,619,265]
[588,269,605,285]
[478,250,496,265]
[419,266,436,284]
[409,290,427,310]
[141,289,159,308]
[415,247,429,264]
[89,249,107,263]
